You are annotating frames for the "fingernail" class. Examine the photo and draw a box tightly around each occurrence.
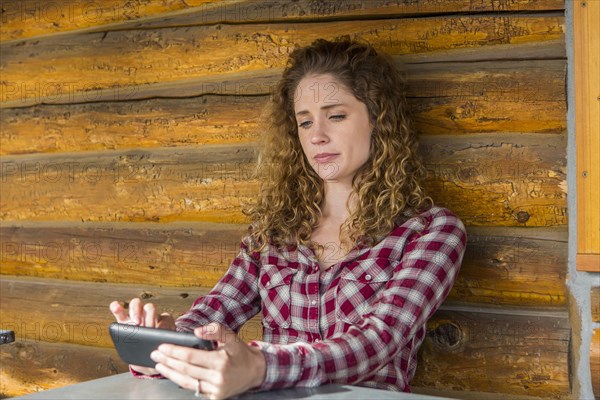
[150,351,159,361]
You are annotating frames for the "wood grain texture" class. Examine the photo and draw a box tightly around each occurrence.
[413,306,570,398]
[0,145,258,224]
[0,276,263,348]
[0,134,567,226]
[0,59,566,155]
[593,329,600,400]
[0,94,267,154]
[574,0,600,258]
[0,0,218,43]
[0,223,568,308]
[0,276,570,398]
[0,339,128,398]
[452,227,567,306]
[0,95,265,155]
[0,39,566,109]
[0,0,566,43]
[577,254,600,272]
[0,221,247,287]
[423,133,567,227]
[592,287,600,323]
[0,15,565,107]
[407,59,566,135]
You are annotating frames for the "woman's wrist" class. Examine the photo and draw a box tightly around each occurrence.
[249,345,267,389]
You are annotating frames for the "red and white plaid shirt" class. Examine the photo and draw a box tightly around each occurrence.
[176,206,466,392]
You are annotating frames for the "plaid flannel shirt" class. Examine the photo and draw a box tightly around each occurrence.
[176,206,466,392]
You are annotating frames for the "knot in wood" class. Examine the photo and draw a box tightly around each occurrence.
[429,322,462,350]
[139,291,153,300]
[516,211,530,223]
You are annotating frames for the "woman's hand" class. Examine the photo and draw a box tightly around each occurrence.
[150,322,266,399]
[109,298,176,375]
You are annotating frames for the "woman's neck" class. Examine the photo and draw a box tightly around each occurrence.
[320,181,355,223]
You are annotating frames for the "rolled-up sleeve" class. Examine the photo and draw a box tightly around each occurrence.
[176,240,262,334]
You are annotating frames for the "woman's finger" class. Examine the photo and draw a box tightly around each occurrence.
[154,361,220,400]
[193,379,221,400]
[143,303,156,327]
[154,362,198,392]
[150,348,208,377]
[156,343,219,369]
[109,301,130,324]
[128,298,143,325]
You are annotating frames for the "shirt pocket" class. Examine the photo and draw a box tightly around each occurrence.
[336,258,395,324]
[258,264,297,329]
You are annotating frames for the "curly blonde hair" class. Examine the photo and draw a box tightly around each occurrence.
[243,39,432,252]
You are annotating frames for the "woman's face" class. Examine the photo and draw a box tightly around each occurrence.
[294,74,372,185]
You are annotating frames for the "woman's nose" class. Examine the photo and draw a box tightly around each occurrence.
[310,120,330,144]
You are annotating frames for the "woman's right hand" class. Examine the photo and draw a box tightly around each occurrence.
[109,298,176,375]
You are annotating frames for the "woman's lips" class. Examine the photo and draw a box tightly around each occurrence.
[314,153,339,163]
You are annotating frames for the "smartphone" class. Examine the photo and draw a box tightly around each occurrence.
[109,323,215,368]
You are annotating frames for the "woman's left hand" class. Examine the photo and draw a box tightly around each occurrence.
[150,322,266,399]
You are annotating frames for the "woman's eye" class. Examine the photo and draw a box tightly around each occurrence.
[330,114,346,121]
[298,121,312,129]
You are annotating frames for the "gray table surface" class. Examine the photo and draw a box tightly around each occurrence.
[12,373,453,400]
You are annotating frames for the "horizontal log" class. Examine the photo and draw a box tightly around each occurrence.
[0,223,568,307]
[0,222,246,287]
[0,59,566,155]
[0,276,263,348]
[0,339,128,398]
[0,134,567,226]
[413,305,570,398]
[593,329,600,400]
[407,59,566,135]
[592,287,600,323]
[453,227,567,306]
[0,276,570,398]
[0,276,569,398]
[0,39,566,110]
[0,95,265,155]
[414,387,546,400]
[0,0,217,43]
[0,15,565,107]
[423,133,567,227]
[0,0,565,44]
[0,145,258,224]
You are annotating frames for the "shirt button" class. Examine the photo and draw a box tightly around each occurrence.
[311,300,317,305]
[365,274,372,281]
[265,281,270,287]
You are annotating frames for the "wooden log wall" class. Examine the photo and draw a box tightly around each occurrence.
[0,1,570,398]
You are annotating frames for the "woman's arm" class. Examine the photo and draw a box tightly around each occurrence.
[175,240,262,335]
[250,208,466,391]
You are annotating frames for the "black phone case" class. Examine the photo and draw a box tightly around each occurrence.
[109,323,215,368]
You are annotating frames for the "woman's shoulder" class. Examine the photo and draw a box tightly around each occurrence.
[417,205,467,239]
[396,205,466,235]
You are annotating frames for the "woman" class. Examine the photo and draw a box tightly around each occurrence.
[110,38,466,399]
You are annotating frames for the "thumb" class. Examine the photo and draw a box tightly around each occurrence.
[195,322,237,344]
